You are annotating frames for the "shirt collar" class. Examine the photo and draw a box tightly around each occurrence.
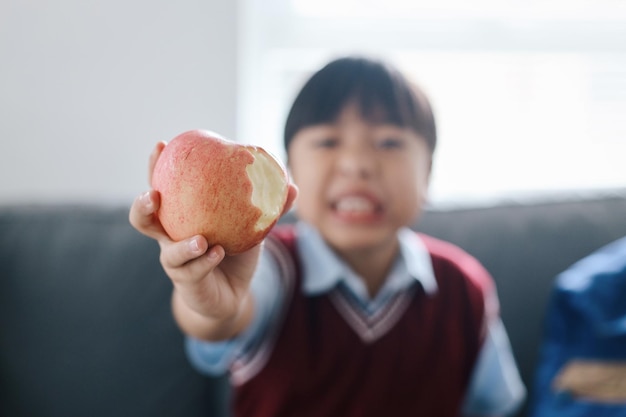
[295,221,437,297]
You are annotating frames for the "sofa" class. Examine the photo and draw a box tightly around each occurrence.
[2,188,626,417]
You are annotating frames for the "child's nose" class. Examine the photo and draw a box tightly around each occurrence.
[336,146,377,179]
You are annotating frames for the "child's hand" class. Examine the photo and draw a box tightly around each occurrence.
[130,186,260,325]
[128,141,297,340]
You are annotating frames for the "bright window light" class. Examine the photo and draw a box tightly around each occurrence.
[292,0,626,19]
[238,0,626,205]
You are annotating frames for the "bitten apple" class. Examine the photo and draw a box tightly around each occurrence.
[151,129,290,255]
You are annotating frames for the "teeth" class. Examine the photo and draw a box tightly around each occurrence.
[336,196,376,213]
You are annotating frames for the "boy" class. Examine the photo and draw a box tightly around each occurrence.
[130,56,525,416]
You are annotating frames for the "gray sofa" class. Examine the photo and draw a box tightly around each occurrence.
[2,189,626,417]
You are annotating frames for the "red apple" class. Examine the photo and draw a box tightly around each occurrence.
[151,129,290,255]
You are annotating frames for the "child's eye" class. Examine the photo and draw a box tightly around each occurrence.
[376,137,404,149]
[316,137,339,148]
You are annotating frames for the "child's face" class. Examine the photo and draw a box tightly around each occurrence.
[287,102,431,255]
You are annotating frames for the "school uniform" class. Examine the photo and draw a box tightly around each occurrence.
[188,222,525,417]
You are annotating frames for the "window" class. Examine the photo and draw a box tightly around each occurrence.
[238,0,626,204]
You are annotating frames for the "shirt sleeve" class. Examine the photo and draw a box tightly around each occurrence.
[462,317,527,417]
[184,247,285,376]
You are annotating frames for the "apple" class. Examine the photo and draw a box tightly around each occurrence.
[151,129,290,255]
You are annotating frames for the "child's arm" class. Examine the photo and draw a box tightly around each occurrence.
[129,141,297,342]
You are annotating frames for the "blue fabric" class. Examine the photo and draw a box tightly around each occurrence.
[530,236,626,417]
[187,221,525,416]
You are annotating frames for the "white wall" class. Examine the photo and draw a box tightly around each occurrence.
[0,0,238,205]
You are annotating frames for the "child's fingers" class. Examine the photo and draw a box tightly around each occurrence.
[128,190,168,241]
[162,240,226,283]
[160,236,208,269]
[148,141,167,185]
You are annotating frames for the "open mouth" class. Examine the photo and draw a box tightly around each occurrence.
[332,194,383,221]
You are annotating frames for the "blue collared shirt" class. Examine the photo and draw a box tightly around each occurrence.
[187,221,526,416]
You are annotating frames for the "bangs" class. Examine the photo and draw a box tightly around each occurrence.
[284,57,437,152]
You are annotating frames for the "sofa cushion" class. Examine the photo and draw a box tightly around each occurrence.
[0,205,229,417]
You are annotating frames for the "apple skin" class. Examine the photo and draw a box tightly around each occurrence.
[151,129,289,255]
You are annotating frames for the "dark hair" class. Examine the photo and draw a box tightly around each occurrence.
[283,56,437,154]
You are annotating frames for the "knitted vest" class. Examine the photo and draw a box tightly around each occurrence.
[231,225,493,417]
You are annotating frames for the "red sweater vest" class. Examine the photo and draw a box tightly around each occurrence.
[231,225,494,417]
